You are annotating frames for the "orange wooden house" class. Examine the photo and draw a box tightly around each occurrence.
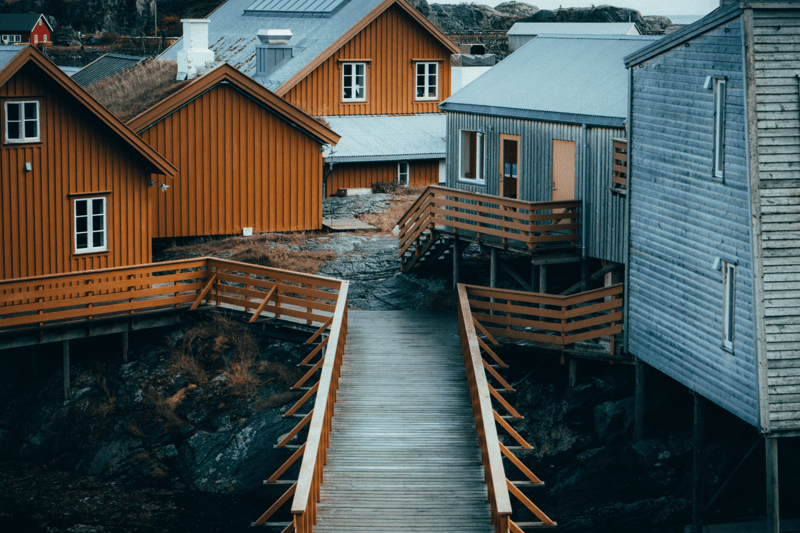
[0,45,176,281]
[159,0,458,196]
[125,63,340,239]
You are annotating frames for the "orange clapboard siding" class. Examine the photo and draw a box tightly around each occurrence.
[326,159,440,198]
[134,78,336,238]
[284,3,453,116]
[0,58,160,281]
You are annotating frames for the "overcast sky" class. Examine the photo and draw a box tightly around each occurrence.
[436,1,721,16]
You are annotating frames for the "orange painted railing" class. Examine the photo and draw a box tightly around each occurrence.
[464,283,623,355]
[457,284,556,532]
[397,186,581,259]
[0,258,344,331]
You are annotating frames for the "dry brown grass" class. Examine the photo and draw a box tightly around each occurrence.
[86,60,187,122]
[161,232,336,274]
[359,195,419,233]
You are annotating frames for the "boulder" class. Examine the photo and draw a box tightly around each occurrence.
[631,437,672,468]
[594,400,625,439]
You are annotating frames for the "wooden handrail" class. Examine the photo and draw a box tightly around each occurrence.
[291,281,349,533]
[612,138,627,190]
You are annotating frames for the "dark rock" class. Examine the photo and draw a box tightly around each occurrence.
[631,437,672,468]
[86,437,143,477]
[594,400,625,439]
[520,5,672,35]
[179,425,195,437]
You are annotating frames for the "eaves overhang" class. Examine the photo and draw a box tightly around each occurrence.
[440,103,625,129]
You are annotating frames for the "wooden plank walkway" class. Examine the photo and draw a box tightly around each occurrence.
[314,310,494,533]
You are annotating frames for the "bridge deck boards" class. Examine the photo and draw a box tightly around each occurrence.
[314,310,494,533]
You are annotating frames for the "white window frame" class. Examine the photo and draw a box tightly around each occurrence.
[34,34,38,44]
[4,100,40,143]
[74,197,108,254]
[415,62,439,101]
[713,77,726,180]
[722,260,735,351]
[398,161,410,187]
[2,35,22,43]
[458,129,486,185]
[342,62,367,103]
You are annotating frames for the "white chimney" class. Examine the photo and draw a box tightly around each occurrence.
[255,29,293,80]
[177,19,215,80]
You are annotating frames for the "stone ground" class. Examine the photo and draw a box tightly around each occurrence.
[0,192,798,532]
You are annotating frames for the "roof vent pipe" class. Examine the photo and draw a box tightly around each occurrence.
[177,19,215,80]
[255,29,293,80]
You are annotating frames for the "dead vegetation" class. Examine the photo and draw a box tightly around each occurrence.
[358,187,424,233]
[160,232,336,274]
[86,60,187,122]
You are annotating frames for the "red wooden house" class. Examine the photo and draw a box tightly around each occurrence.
[0,14,53,46]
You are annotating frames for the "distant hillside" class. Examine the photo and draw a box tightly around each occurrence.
[0,0,672,42]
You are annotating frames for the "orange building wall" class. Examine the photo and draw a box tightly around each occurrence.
[0,63,153,281]
[140,83,324,238]
[284,4,453,116]
[327,159,440,198]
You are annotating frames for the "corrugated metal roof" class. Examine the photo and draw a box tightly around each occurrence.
[507,22,640,36]
[0,44,21,71]
[323,114,445,162]
[159,0,387,91]
[440,35,661,128]
[72,53,145,87]
[245,0,351,17]
[0,14,44,32]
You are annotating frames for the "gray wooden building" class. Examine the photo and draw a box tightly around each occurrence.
[440,34,659,265]
[624,2,800,530]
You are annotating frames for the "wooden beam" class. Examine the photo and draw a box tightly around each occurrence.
[292,355,325,390]
[121,330,129,364]
[500,442,542,484]
[267,443,307,484]
[305,316,332,345]
[490,385,522,418]
[494,410,532,449]
[252,482,297,526]
[285,383,319,417]
[507,480,556,526]
[693,392,706,533]
[766,437,779,533]
[248,285,277,323]
[560,262,620,296]
[478,337,507,367]
[483,358,514,391]
[190,273,217,310]
[452,237,461,290]
[276,411,313,448]
[705,437,761,515]
[501,262,533,292]
[299,336,328,367]
[63,340,70,401]
[473,316,500,346]
[568,357,577,388]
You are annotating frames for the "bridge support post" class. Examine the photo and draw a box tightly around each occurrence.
[531,261,538,294]
[692,392,706,533]
[634,358,646,442]
[568,357,577,387]
[31,345,39,377]
[766,436,779,533]
[452,237,461,290]
[122,331,129,364]
[63,340,71,402]
[490,248,498,288]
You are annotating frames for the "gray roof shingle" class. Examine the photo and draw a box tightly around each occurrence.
[440,34,661,128]
[0,44,21,71]
[323,114,445,162]
[72,53,145,87]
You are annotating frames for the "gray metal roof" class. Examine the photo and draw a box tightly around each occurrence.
[245,0,351,17]
[440,34,661,128]
[0,13,47,32]
[0,45,21,72]
[159,0,387,91]
[72,53,145,87]
[507,22,640,36]
[323,114,445,162]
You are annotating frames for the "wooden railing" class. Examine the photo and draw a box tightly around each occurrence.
[457,284,556,532]
[612,138,627,192]
[0,257,344,332]
[397,186,581,260]
[464,283,624,355]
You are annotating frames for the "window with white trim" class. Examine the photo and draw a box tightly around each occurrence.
[5,101,40,143]
[459,130,485,185]
[398,162,409,187]
[342,63,366,102]
[713,77,726,179]
[2,34,22,43]
[34,34,38,44]
[415,62,438,100]
[74,197,107,253]
[722,261,735,350]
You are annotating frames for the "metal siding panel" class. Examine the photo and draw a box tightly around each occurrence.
[628,18,760,427]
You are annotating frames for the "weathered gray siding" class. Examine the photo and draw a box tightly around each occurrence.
[628,16,761,426]
[751,8,800,431]
[444,111,626,263]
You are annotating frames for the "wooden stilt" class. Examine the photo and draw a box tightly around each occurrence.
[452,237,461,291]
[692,392,706,533]
[634,358,646,442]
[539,264,547,293]
[766,436,779,533]
[31,345,38,377]
[122,330,129,364]
[580,260,589,292]
[568,357,577,388]
[531,261,538,294]
[63,340,71,402]
[490,248,498,288]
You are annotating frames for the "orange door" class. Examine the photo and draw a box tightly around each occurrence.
[552,140,576,201]
[499,134,520,199]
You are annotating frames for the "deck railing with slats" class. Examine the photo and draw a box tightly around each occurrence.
[397,186,581,263]
[464,283,624,355]
[612,138,628,192]
[0,257,345,332]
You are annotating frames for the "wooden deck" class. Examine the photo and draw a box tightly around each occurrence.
[313,310,494,532]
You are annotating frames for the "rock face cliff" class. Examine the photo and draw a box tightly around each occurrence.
[520,5,672,34]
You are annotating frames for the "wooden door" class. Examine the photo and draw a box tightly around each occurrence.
[499,134,520,199]
[552,140,576,201]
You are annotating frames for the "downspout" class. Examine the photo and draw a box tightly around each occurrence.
[581,123,588,262]
[322,153,335,199]
[623,65,634,354]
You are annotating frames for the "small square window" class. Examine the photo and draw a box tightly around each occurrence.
[342,63,366,102]
[415,62,438,101]
[74,197,107,254]
[459,130,485,185]
[398,162,409,187]
[5,100,40,143]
